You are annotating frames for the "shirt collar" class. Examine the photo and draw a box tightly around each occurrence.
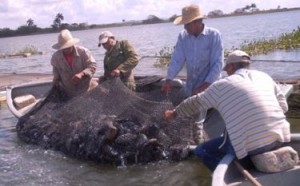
[185,24,208,38]
[73,46,80,56]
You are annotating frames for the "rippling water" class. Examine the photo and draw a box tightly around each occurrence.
[0,10,300,186]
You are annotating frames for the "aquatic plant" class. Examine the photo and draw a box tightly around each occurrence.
[240,26,300,55]
[0,45,41,58]
[154,27,300,66]
[154,46,174,67]
[16,45,39,55]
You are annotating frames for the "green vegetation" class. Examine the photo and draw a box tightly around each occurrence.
[240,27,300,56]
[154,27,300,67]
[16,45,39,55]
[0,45,40,58]
[153,46,174,67]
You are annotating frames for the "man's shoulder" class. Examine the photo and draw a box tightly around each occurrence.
[75,45,89,52]
[203,26,221,35]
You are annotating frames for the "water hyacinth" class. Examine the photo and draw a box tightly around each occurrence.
[240,26,300,56]
[155,27,300,66]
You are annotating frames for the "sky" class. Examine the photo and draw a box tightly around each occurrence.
[1,0,299,29]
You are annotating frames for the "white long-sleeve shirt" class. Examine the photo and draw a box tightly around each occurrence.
[175,69,291,159]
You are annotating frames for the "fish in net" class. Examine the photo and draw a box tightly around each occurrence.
[16,77,223,165]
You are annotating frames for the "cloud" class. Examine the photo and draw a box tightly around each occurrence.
[0,0,299,29]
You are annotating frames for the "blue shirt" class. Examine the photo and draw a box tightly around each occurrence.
[166,25,224,96]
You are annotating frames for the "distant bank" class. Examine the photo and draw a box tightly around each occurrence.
[207,7,300,19]
[1,7,300,39]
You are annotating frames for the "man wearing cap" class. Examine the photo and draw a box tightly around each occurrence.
[51,29,97,98]
[98,31,139,91]
[162,4,224,98]
[164,50,291,171]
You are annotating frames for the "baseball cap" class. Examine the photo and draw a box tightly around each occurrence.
[226,50,251,65]
[98,31,114,47]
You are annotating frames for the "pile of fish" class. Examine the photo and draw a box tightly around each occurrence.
[16,78,196,165]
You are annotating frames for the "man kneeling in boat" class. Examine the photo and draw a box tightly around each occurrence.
[164,50,291,171]
[51,29,98,98]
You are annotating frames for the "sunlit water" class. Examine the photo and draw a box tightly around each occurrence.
[0,10,300,186]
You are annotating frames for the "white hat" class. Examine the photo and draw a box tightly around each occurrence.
[174,4,204,25]
[98,31,114,47]
[226,50,251,65]
[52,29,79,50]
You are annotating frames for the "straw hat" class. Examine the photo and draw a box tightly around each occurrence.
[52,29,80,50]
[174,4,204,25]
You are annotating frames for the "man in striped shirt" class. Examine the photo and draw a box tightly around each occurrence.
[164,50,291,171]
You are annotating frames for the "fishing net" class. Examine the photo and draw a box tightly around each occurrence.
[16,76,224,165]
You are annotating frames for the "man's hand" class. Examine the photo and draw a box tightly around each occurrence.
[110,69,120,77]
[72,72,84,84]
[164,109,177,122]
[161,80,172,95]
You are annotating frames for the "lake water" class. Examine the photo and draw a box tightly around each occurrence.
[0,10,300,186]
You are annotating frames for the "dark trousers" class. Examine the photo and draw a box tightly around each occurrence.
[194,135,235,171]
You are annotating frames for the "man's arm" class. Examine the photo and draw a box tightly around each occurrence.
[116,40,139,73]
[81,49,97,78]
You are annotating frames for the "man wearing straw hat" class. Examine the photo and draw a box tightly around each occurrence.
[51,29,97,98]
[161,4,224,143]
[162,4,223,98]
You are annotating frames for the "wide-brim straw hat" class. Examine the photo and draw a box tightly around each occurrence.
[52,29,80,50]
[174,4,204,25]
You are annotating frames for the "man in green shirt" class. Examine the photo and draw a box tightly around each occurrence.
[98,31,139,91]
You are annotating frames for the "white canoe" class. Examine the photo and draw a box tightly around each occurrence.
[6,80,52,118]
[212,134,300,186]
[5,76,297,185]
[6,76,184,118]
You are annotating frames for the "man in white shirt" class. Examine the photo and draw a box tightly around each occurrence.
[164,50,291,171]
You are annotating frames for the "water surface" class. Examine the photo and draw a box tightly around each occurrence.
[0,10,300,186]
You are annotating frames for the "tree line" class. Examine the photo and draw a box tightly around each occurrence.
[0,13,179,38]
[0,4,293,38]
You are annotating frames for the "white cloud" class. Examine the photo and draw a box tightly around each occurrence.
[0,0,299,29]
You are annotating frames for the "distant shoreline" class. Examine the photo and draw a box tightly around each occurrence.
[1,7,299,39]
[206,7,300,19]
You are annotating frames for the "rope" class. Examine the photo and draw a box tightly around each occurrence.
[139,56,300,63]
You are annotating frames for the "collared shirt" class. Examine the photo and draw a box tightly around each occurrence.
[175,69,291,159]
[104,40,139,82]
[166,25,224,97]
[51,45,97,97]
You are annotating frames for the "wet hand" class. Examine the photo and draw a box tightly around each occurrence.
[164,110,177,122]
[161,80,172,95]
[72,72,84,84]
[110,69,120,77]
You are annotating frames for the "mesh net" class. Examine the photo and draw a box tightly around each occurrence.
[16,77,217,165]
